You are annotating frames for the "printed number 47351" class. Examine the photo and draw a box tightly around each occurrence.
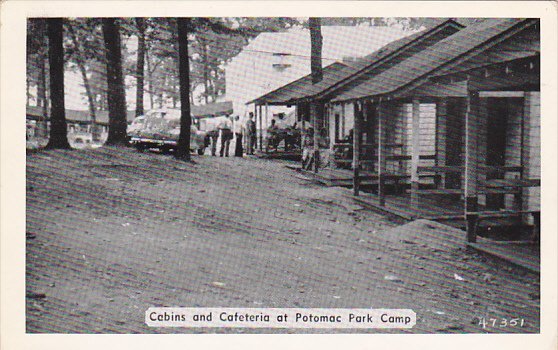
[478,318,526,328]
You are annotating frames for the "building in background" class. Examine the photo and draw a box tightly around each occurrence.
[225,26,413,122]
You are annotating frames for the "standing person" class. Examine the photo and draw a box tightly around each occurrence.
[266,119,279,152]
[246,112,257,155]
[207,128,219,156]
[233,115,243,157]
[219,117,233,157]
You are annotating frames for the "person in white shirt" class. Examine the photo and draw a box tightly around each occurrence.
[219,117,233,157]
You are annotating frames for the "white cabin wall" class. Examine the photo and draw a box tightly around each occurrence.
[524,91,541,212]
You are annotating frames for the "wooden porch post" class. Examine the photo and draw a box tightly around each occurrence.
[258,105,263,151]
[353,101,362,196]
[436,98,448,188]
[311,102,320,173]
[265,103,269,131]
[255,105,258,150]
[411,99,421,207]
[341,103,346,139]
[377,101,387,206]
[521,91,540,228]
[477,98,488,208]
[465,84,481,243]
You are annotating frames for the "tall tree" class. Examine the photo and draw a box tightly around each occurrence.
[135,17,147,117]
[309,18,323,172]
[45,18,71,149]
[175,17,192,160]
[102,18,128,145]
[309,18,323,84]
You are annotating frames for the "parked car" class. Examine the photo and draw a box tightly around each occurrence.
[128,110,207,155]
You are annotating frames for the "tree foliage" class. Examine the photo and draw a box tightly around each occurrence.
[27,16,462,151]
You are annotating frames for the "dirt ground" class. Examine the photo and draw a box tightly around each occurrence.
[25,146,540,334]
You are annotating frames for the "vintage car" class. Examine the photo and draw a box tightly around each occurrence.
[128,110,207,155]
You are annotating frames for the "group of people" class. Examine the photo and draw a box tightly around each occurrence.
[266,119,300,152]
[206,113,258,157]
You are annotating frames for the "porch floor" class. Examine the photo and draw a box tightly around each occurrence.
[467,239,540,274]
[297,167,378,187]
[255,149,301,161]
[348,187,464,220]
[333,187,540,274]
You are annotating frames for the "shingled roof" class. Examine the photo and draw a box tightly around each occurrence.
[247,19,464,106]
[331,18,536,102]
[247,62,353,105]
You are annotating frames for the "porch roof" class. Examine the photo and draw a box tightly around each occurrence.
[330,18,534,103]
[247,19,465,106]
[247,62,352,105]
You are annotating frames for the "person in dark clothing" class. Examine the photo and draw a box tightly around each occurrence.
[233,115,243,157]
[246,112,257,155]
[207,129,219,156]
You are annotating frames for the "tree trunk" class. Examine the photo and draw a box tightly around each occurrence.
[67,23,99,141]
[200,37,209,104]
[309,18,323,84]
[189,86,194,106]
[176,18,192,161]
[102,18,128,145]
[309,18,323,172]
[45,18,71,149]
[209,70,216,102]
[135,17,146,118]
[38,53,48,137]
[146,51,154,109]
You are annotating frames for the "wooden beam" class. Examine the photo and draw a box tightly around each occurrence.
[521,92,541,229]
[398,103,408,177]
[436,98,448,188]
[464,85,481,243]
[341,103,346,139]
[265,103,269,133]
[477,97,488,208]
[479,91,525,98]
[311,102,320,173]
[258,105,263,151]
[410,99,421,206]
[377,102,387,206]
[255,103,258,154]
[353,102,362,196]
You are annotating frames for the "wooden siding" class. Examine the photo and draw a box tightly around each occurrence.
[524,92,541,212]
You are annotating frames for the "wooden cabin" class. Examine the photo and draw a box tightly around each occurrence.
[247,19,465,164]
[328,18,540,243]
[248,18,540,247]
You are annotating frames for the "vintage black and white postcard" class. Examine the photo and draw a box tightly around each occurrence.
[1,1,556,349]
